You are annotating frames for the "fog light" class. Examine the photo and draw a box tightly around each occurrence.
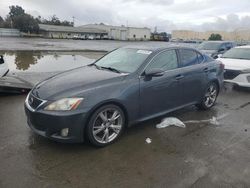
[61,128,69,137]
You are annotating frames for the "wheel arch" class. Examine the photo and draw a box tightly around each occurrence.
[84,100,129,132]
[209,79,220,94]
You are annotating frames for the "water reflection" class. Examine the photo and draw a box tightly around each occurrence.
[15,51,42,70]
[1,51,106,72]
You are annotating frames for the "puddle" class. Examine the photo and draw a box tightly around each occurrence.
[0,51,106,73]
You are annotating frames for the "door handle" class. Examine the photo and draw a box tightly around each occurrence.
[175,75,184,80]
[203,67,209,73]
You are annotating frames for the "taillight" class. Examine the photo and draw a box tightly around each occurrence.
[220,63,225,70]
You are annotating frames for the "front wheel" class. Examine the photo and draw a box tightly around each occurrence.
[86,104,125,147]
[196,82,218,110]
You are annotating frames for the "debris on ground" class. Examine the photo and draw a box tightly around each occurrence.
[145,138,152,144]
[156,117,186,129]
[156,113,230,129]
[184,113,230,126]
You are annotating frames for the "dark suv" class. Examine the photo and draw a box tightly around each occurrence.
[25,46,224,147]
[198,41,236,59]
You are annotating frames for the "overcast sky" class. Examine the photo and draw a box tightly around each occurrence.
[1,0,250,32]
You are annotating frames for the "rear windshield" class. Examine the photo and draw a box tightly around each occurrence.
[222,48,250,60]
[198,42,221,50]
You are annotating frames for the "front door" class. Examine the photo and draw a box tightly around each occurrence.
[139,49,183,119]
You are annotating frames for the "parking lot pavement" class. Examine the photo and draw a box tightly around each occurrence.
[0,85,250,188]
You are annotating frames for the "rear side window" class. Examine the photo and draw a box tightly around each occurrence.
[225,43,232,50]
[147,50,178,71]
[179,49,198,67]
[197,52,204,63]
[220,44,227,51]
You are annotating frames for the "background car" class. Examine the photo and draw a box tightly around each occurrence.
[0,55,9,77]
[87,35,95,40]
[25,46,224,147]
[198,41,236,59]
[218,45,250,87]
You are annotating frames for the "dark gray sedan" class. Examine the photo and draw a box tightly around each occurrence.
[25,46,224,146]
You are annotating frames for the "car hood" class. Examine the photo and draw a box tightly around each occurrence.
[0,62,9,77]
[218,58,250,71]
[31,66,127,100]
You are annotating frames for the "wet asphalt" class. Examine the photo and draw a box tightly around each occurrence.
[0,84,250,188]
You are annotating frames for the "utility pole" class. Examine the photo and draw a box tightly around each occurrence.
[72,16,75,26]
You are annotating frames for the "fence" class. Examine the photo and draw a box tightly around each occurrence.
[0,28,21,37]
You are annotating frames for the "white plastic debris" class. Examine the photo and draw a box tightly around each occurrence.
[156,117,186,129]
[156,113,229,129]
[209,117,220,125]
[145,138,152,144]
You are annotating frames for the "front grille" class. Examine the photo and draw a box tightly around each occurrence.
[224,70,241,80]
[28,94,43,109]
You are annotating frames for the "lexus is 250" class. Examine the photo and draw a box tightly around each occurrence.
[25,46,224,147]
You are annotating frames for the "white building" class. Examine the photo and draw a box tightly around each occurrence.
[0,28,20,37]
[78,24,151,41]
[39,24,107,39]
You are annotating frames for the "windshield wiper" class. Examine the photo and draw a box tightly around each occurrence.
[100,66,121,73]
[89,63,101,69]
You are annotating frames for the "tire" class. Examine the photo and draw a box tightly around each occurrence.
[196,82,218,110]
[86,104,125,147]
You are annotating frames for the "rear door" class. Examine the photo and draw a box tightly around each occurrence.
[177,49,208,104]
[139,49,183,118]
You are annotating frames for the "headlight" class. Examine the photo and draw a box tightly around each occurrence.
[44,98,83,111]
[242,69,250,73]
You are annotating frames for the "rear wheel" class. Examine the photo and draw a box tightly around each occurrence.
[86,104,125,147]
[196,82,218,110]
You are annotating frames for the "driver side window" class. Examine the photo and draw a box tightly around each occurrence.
[147,50,178,71]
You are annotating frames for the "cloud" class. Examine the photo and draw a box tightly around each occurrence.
[0,0,250,32]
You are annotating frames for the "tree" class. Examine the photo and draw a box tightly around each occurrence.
[8,5,39,33]
[3,16,12,28]
[0,16,4,27]
[50,15,61,25]
[13,14,39,33]
[9,5,25,18]
[40,15,73,26]
[208,33,222,41]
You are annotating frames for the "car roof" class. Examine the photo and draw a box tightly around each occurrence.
[121,45,195,52]
[202,41,234,44]
[235,45,250,49]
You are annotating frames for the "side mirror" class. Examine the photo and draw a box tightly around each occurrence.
[144,68,164,77]
[218,48,224,52]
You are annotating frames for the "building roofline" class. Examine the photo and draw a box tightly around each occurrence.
[78,23,151,30]
[38,24,107,34]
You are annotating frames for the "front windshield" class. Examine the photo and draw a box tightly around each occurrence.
[198,42,221,50]
[222,48,250,60]
[95,48,152,73]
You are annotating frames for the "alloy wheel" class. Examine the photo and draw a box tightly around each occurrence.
[92,108,123,144]
[204,84,217,108]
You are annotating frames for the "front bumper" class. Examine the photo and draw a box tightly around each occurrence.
[24,104,87,143]
[224,71,250,88]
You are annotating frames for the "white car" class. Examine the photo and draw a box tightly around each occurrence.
[87,35,95,40]
[218,46,250,87]
[0,55,9,77]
